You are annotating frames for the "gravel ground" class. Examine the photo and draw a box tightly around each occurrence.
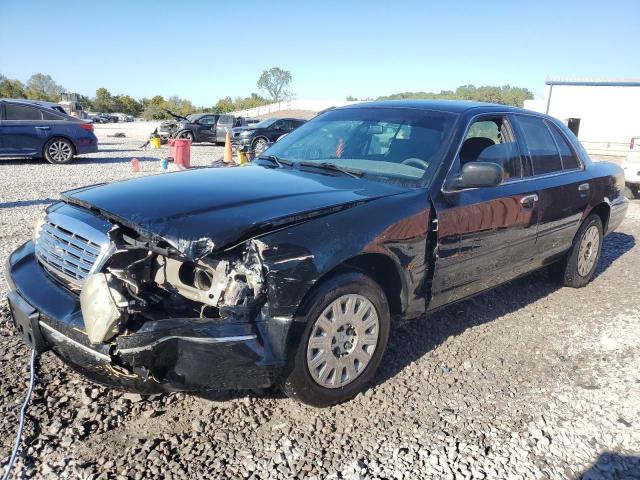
[1,124,639,479]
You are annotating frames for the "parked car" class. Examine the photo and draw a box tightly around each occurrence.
[157,112,254,144]
[6,101,628,407]
[0,98,98,164]
[621,136,640,199]
[233,117,306,154]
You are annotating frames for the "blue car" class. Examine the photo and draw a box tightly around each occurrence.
[0,98,98,164]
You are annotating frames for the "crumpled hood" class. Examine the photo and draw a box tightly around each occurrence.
[62,165,410,258]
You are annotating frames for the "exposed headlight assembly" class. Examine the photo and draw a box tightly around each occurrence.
[80,273,128,344]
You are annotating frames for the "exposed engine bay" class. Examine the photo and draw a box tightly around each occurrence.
[80,225,266,345]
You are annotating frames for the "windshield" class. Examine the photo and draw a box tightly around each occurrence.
[264,107,457,183]
[186,114,200,122]
[252,117,278,128]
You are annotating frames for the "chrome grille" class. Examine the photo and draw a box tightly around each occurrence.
[35,211,111,288]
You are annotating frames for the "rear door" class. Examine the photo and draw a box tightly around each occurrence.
[429,114,540,309]
[1,102,50,156]
[216,115,234,142]
[511,114,590,263]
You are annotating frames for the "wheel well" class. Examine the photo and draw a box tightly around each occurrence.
[338,254,403,316]
[589,202,611,232]
[291,253,404,321]
[43,136,76,157]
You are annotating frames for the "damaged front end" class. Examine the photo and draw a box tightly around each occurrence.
[7,204,288,393]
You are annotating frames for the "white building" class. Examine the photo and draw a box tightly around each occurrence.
[524,77,640,158]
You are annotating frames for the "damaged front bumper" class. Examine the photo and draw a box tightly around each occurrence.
[6,242,288,393]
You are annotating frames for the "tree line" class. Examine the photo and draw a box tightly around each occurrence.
[0,68,291,120]
[367,84,534,107]
[2,70,534,121]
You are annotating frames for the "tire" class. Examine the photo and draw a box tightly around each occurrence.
[280,271,390,407]
[178,131,194,141]
[252,137,268,155]
[43,138,75,164]
[548,214,603,288]
[624,184,639,200]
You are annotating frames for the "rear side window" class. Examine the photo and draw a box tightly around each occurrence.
[217,115,233,125]
[516,115,563,175]
[42,110,63,121]
[548,123,580,170]
[5,103,43,121]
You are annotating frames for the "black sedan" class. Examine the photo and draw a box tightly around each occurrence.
[233,117,306,154]
[6,100,627,407]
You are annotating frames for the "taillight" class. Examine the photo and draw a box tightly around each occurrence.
[80,123,94,132]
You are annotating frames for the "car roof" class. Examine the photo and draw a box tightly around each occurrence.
[0,98,63,109]
[338,99,522,114]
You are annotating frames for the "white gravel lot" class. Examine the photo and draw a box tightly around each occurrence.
[0,123,639,479]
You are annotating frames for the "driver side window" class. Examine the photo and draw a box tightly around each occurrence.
[458,116,522,181]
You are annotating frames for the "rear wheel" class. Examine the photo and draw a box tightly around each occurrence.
[43,138,74,164]
[280,272,390,407]
[549,214,603,288]
[624,184,639,199]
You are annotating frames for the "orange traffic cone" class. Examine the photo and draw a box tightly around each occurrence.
[223,131,233,164]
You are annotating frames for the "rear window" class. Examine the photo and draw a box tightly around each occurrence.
[548,123,580,170]
[5,103,43,121]
[516,115,563,175]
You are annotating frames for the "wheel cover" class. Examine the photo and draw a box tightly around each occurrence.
[49,141,72,162]
[577,225,600,276]
[306,294,379,389]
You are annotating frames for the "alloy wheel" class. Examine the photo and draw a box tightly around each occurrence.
[306,294,379,389]
[49,141,73,162]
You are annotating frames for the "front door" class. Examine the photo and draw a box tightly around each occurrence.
[196,115,218,142]
[429,114,540,310]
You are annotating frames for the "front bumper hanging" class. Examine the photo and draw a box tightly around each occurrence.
[6,241,287,394]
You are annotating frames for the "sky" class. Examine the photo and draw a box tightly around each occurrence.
[1,0,639,106]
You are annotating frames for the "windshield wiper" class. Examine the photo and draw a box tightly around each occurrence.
[257,155,294,168]
[298,161,364,178]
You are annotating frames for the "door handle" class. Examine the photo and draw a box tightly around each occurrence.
[520,194,539,208]
[35,126,50,130]
[578,183,590,194]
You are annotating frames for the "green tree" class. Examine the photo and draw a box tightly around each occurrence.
[24,73,63,101]
[346,95,358,101]
[114,95,142,116]
[0,74,26,98]
[93,88,115,112]
[257,67,292,103]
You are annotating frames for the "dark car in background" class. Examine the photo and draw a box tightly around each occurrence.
[233,117,306,153]
[0,99,98,164]
[6,101,628,407]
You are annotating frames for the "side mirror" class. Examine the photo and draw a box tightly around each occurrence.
[448,162,503,190]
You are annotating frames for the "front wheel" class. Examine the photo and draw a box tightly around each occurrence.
[549,214,603,288]
[280,272,390,407]
[178,131,194,141]
[44,138,75,164]
[252,138,267,155]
